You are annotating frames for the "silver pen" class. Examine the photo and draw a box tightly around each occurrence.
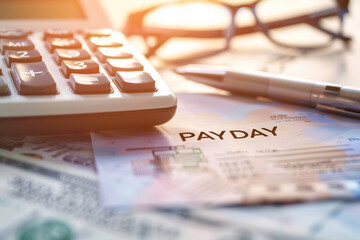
[175,64,360,118]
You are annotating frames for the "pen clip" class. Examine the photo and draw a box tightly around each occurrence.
[316,94,360,118]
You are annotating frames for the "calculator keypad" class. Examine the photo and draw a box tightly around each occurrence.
[115,72,156,93]
[5,49,42,66]
[11,62,57,95]
[96,47,133,63]
[0,38,35,54]
[0,28,158,97]
[61,60,100,78]
[43,29,74,40]
[54,49,91,65]
[0,29,30,39]
[46,38,82,53]
[105,58,144,76]
[87,36,123,51]
[69,73,111,94]
[83,28,113,39]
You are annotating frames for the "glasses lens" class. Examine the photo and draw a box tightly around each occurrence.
[141,2,233,61]
[143,2,232,30]
[256,0,341,48]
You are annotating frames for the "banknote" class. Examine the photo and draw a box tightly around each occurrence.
[0,133,95,171]
[92,93,360,208]
[0,148,320,240]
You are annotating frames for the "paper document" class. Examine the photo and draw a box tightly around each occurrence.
[0,149,319,240]
[92,93,360,208]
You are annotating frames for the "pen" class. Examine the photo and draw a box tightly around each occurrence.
[175,64,360,118]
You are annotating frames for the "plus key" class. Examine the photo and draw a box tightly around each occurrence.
[11,62,57,95]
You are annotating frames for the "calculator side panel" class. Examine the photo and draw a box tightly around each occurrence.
[0,105,177,135]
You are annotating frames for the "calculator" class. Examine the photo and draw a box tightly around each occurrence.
[0,0,177,135]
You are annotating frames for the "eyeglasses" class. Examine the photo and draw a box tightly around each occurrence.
[123,0,351,62]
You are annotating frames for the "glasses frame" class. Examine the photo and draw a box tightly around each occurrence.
[123,0,352,60]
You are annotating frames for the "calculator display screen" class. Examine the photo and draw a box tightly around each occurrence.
[0,0,86,19]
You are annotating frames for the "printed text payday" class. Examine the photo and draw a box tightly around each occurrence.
[179,126,278,142]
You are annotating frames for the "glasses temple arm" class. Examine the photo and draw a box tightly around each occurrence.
[143,34,172,58]
[307,9,351,42]
[122,4,163,36]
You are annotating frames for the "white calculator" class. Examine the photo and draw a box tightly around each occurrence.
[0,0,177,135]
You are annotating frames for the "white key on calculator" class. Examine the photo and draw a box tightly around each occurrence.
[0,0,177,135]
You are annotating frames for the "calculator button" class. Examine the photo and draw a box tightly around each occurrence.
[0,76,9,96]
[11,62,57,95]
[96,47,133,63]
[69,73,111,94]
[0,39,35,54]
[115,72,156,93]
[54,49,91,65]
[84,28,113,39]
[61,60,99,78]
[0,29,29,39]
[43,29,73,40]
[5,50,42,67]
[105,58,143,75]
[87,36,123,51]
[46,38,81,53]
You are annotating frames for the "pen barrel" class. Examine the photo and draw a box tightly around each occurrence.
[333,86,360,102]
[225,71,315,106]
[268,76,315,106]
[225,71,270,96]
[223,69,360,118]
